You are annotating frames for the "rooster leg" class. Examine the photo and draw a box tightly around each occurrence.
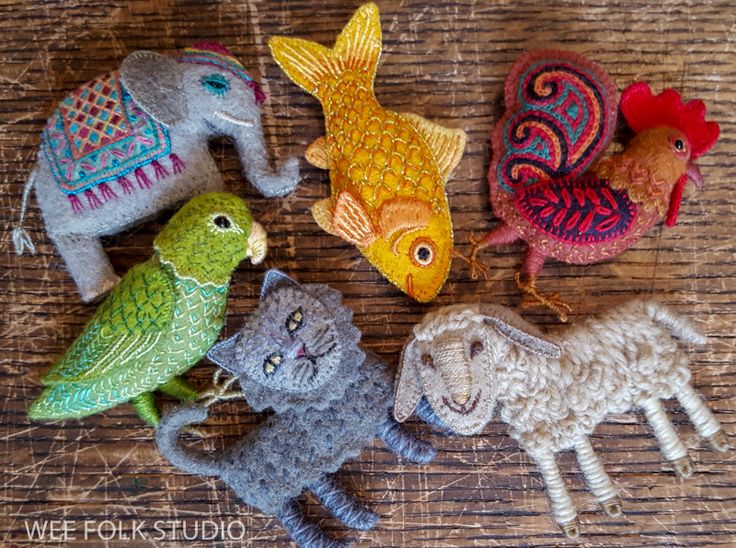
[455,223,520,281]
[515,247,573,322]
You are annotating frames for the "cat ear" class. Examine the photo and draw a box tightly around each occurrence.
[260,269,298,300]
[207,333,239,373]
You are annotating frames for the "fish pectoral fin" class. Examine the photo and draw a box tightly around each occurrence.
[378,197,432,240]
[311,197,337,235]
[331,191,377,247]
[401,112,467,180]
[305,136,330,169]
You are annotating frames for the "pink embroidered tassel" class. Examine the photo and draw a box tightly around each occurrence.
[170,153,185,174]
[135,167,153,189]
[68,194,84,214]
[85,189,103,209]
[99,182,118,201]
[152,159,169,180]
[118,176,135,194]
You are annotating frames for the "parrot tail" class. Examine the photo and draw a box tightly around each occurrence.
[156,403,223,477]
[268,2,381,104]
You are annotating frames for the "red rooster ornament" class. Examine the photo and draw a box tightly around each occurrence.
[463,50,720,321]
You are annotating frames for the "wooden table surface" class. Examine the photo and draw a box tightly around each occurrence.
[1,1,734,546]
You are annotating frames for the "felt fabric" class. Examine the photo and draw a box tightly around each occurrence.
[394,300,729,537]
[269,3,466,303]
[28,192,265,427]
[157,270,435,547]
[464,49,719,320]
[12,42,299,303]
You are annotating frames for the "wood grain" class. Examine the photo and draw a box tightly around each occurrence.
[1,0,734,546]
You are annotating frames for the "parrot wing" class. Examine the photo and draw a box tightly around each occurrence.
[490,50,619,196]
[514,175,638,244]
[41,260,175,385]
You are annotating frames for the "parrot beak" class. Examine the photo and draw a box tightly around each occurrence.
[246,222,268,265]
[686,162,704,189]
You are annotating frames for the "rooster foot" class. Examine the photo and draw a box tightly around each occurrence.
[454,233,491,281]
[515,272,573,322]
[198,369,241,408]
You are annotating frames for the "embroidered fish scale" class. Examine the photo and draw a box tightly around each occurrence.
[462,49,720,321]
[393,300,731,538]
[28,192,267,426]
[157,270,436,547]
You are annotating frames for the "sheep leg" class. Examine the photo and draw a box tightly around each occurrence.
[531,450,579,538]
[379,416,436,464]
[573,437,622,517]
[276,499,349,548]
[675,383,731,453]
[640,397,693,478]
[309,475,379,531]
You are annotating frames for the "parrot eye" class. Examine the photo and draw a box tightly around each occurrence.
[213,215,231,229]
[263,352,282,377]
[410,238,436,267]
[285,307,304,333]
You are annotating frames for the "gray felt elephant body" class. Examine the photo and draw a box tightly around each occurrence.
[13,42,299,302]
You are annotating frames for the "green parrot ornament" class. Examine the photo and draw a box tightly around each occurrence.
[28,192,267,426]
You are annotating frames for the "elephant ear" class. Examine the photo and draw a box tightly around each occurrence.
[120,50,188,126]
[478,304,561,358]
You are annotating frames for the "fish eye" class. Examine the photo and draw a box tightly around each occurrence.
[421,353,435,369]
[213,215,231,229]
[201,74,230,96]
[263,352,282,377]
[410,238,436,267]
[285,307,304,333]
[470,340,483,358]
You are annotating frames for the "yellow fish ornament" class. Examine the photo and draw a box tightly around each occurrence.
[269,3,466,302]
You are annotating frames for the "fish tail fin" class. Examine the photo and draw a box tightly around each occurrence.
[268,2,382,102]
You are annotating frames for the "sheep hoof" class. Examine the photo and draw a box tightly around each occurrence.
[706,430,732,453]
[560,518,580,538]
[673,455,694,478]
[601,495,623,517]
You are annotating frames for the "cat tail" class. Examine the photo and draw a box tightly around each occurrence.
[268,3,381,104]
[156,402,222,477]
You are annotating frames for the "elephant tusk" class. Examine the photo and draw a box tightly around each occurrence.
[246,222,267,265]
[215,110,254,127]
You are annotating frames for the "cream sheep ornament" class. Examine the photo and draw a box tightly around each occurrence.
[393,300,731,538]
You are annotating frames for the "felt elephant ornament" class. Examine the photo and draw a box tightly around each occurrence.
[12,42,299,303]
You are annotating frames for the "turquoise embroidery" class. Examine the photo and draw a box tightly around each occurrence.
[201,73,230,96]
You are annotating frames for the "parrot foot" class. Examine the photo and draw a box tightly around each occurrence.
[515,272,573,322]
[199,368,241,408]
[454,233,491,281]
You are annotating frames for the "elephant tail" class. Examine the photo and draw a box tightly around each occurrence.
[156,403,223,477]
[12,166,38,255]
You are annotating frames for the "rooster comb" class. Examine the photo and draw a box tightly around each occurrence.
[620,82,719,160]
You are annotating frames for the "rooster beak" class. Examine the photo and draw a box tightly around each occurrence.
[686,162,704,189]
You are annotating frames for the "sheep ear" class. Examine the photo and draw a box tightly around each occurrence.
[393,336,423,422]
[479,305,561,359]
[207,333,240,373]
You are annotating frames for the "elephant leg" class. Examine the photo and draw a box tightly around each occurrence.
[573,437,621,516]
[531,449,579,538]
[640,397,692,477]
[52,233,120,303]
[276,499,349,548]
[159,376,199,401]
[379,416,436,464]
[674,383,731,453]
[309,475,379,531]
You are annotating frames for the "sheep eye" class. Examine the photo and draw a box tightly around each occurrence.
[470,341,483,358]
[214,215,231,229]
[286,307,304,333]
[421,353,434,369]
[263,352,282,377]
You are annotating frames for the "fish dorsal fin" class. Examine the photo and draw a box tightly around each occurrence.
[331,191,377,247]
[401,112,467,180]
[378,197,432,240]
[311,197,337,235]
[268,3,382,101]
[305,136,330,169]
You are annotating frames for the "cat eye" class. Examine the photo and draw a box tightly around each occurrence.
[263,352,282,377]
[421,353,434,369]
[285,307,304,333]
[470,341,483,358]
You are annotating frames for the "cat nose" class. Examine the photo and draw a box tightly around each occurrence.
[286,340,305,359]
